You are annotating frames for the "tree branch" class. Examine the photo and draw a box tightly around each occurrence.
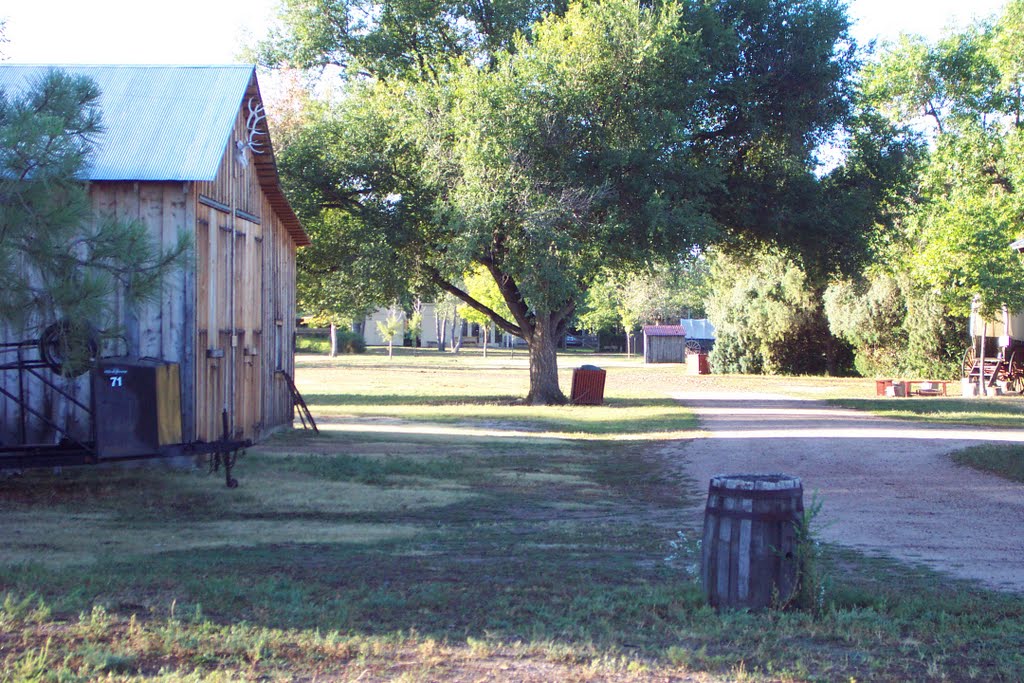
[428,269,523,337]
[480,258,535,335]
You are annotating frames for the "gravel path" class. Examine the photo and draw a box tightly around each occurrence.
[659,392,1024,593]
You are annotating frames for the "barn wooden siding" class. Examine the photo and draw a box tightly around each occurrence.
[89,181,197,438]
[192,102,298,442]
[0,66,303,448]
[0,182,195,444]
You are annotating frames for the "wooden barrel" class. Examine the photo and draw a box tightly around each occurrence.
[701,474,803,610]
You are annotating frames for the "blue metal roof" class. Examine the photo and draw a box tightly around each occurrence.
[0,64,254,181]
[680,318,717,340]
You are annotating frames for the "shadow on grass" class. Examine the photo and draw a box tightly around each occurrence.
[2,532,701,650]
[304,396,698,436]
[303,394,674,408]
[5,449,1024,680]
[0,448,699,652]
[302,393,519,406]
[830,397,1024,428]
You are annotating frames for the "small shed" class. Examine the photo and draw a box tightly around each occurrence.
[643,325,687,363]
[0,64,309,445]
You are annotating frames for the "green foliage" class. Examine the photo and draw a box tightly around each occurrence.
[254,0,567,80]
[288,128,417,323]
[375,306,404,357]
[861,3,1024,322]
[457,266,510,328]
[579,261,709,336]
[706,249,837,375]
[792,494,828,613]
[407,307,423,342]
[297,329,366,354]
[428,0,709,313]
[907,125,1024,318]
[267,0,869,401]
[0,69,187,338]
[824,274,908,377]
[824,271,964,379]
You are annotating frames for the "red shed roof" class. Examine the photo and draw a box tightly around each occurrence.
[643,325,686,336]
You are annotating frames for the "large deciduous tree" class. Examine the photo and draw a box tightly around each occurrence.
[265,0,862,401]
[820,0,1024,380]
[861,1,1024,319]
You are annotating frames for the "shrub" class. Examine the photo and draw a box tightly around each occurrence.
[336,329,366,354]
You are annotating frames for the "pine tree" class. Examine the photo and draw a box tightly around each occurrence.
[0,69,187,369]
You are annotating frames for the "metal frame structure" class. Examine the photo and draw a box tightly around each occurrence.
[0,335,248,487]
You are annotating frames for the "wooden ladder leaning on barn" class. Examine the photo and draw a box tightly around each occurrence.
[278,370,318,434]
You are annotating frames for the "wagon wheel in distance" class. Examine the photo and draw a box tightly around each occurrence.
[1007,349,1024,393]
[685,340,703,355]
[961,345,977,379]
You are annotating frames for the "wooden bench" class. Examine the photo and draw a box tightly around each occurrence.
[904,380,950,397]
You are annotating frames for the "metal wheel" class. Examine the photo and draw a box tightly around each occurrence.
[962,345,976,379]
[1007,349,1024,393]
[38,320,98,377]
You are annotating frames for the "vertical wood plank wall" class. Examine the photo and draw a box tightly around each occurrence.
[193,106,297,442]
[0,182,190,442]
[0,96,300,446]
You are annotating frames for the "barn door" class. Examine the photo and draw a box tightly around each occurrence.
[233,217,263,439]
[195,206,230,441]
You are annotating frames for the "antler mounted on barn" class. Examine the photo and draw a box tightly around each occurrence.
[234,97,268,168]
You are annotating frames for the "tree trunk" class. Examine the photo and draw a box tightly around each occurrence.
[526,316,566,405]
[436,312,447,351]
[387,339,393,358]
[482,325,488,358]
[329,323,338,358]
[824,332,837,377]
[452,315,463,354]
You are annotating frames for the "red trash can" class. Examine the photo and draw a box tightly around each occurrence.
[686,353,710,375]
[570,365,606,405]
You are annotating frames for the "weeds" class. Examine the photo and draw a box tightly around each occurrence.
[0,592,50,627]
[792,493,828,613]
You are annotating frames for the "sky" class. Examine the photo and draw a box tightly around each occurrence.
[0,0,1012,66]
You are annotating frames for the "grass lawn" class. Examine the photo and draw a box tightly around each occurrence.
[829,396,1024,429]
[2,350,1023,681]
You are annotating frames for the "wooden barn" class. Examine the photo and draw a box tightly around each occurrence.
[643,325,687,364]
[0,64,309,446]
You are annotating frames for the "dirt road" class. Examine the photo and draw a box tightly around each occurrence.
[661,392,1024,593]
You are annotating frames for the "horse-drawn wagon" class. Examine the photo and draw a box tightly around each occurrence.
[962,301,1024,393]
